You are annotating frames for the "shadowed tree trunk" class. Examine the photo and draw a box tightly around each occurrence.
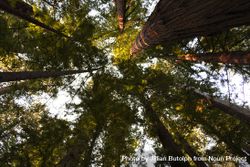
[1,0,33,15]
[59,124,102,167]
[58,143,84,167]
[80,125,102,167]
[130,0,250,55]
[0,0,70,38]
[179,51,250,65]
[194,90,250,126]
[114,0,126,32]
[189,114,250,164]
[0,69,98,82]
[143,97,207,167]
[142,98,190,167]
[175,132,207,167]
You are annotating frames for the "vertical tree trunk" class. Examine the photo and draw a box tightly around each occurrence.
[130,0,250,55]
[175,132,207,167]
[194,90,250,126]
[59,124,102,167]
[58,144,83,167]
[81,125,102,167]
[0,0,69,38]
[0,69,93,82]
[190,114,250,164]
[114,0,126,32]
[179,51,250,65]
[142,98,190,167]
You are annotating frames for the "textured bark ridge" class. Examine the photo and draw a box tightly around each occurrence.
[0,0,70,38]
[130,0,250,55]
[115,0,126,32]
[180,51,250,65]
[0,70,91,82]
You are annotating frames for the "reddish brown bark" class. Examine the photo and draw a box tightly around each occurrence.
[114,0,126,32]
[130,0,250,55]
[0,0,69,38]
[0,69,97,82]
[180,51,250,65]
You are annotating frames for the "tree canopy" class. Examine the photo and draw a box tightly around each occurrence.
[0,0,250,166]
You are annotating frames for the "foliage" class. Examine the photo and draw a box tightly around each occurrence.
[0,0,250,166]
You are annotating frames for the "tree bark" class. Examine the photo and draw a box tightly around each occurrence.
[142,98,190,167]
[179,51,250,65]
[114,0,126,32]
[81,125,102,167]
[0,69,95,82]
[0,0,69,38]
[58,144,83,167]
[130,0,250,55]
[175,132,207,167]
[194,90,250,126]
[190,114,250,164]
[59,124,102,167]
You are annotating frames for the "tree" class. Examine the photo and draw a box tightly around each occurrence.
[141,97,192,167]
[130,0,250,55]
[0,0,70,38]
[114,0,126,32]
[193,90,250,126]
[0,69,100,82]
[179,51,250,65]
[1,1,250,166]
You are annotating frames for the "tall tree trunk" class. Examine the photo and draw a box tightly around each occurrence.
[81,125,102,167]
[190,114,250,164]
[0,69,95,83]
[0,0,69,38]
[59,124,102,167]
[130,0,250,55]
[58,144,83,167]
[194,90,250,126]
[175,132,207,167]
[142,98,190,167]
[180,51,250,65]
[114,0,126,32]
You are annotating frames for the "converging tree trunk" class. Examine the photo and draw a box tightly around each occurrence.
[59,124,102,167]
[81,125,102,167]
[194,90,250,126]
[0,69,96,83]
[0,0,69,38]
[130,0,250,55]
[180,51,250,65]
[191,114,250,164]
[114,0,126,32]
[142,98,190,167]
[175,132,207,167]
